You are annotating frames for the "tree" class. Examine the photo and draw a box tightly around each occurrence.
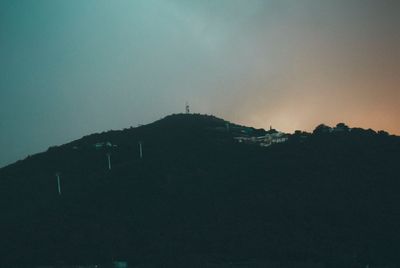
[313,124,332,135]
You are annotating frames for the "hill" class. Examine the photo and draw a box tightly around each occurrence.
[1,114,400,267]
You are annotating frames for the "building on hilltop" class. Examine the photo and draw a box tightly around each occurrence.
[234,131,289,147]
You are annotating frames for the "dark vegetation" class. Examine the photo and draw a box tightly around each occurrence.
[0,114,399,267]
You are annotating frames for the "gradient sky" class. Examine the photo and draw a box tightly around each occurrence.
[1,0,399,167]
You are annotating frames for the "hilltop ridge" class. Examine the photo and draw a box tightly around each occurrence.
[1,114,400,267]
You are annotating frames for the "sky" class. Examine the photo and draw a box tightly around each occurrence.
[0,0,399,167]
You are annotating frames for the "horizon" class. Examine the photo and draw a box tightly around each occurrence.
[0,112,396,169]
[1,0,399,168]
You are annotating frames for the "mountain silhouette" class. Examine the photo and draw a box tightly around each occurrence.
[1,114,399,267]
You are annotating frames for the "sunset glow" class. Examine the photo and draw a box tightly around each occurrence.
[0,0,399,167]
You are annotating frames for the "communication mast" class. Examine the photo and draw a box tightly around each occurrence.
[185,102,190,114]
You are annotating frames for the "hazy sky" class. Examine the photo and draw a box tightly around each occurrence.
[1,0,399,167]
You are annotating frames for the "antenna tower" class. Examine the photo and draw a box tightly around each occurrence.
[185,102,190,114]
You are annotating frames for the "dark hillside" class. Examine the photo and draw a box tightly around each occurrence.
[1,114,400,267]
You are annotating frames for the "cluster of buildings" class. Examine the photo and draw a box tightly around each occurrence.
[71,142,118,151]
[93,141,118,150]
[234,130,289,147]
